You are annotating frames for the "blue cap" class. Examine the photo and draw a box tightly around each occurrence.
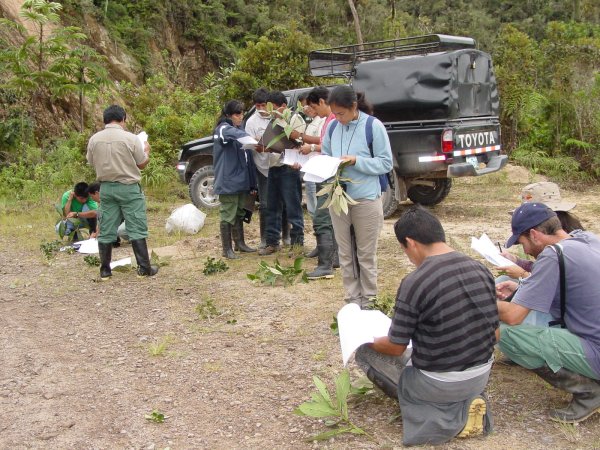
[506,202,557,248]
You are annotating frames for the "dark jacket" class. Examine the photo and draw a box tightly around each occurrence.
[213,120,255,195]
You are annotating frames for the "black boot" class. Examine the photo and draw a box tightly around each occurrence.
[98,242,112,280]
[259,211,267,249]
[233,218,256,253]
[131,239,159,277]
[332,231,340,269]
[307,233,334,280]
[534,366,600,423]
[220,222,239,259]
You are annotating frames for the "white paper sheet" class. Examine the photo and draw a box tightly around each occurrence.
[300,154,342,183]
[237,135,259,149]
[471,233,517,267]
[137,131,148,147]
[74,238,99,254]
[110,257,132,270]
[337,303,392,366]
[282,148,317,167]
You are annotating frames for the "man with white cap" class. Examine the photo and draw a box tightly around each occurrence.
[497,202,600,423]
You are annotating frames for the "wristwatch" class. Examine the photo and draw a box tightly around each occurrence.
[75,212,79,218]
[310,144,316,152]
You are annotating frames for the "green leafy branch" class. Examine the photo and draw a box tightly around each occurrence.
[202,256,229,275]
[247,257,308,286]
[317,161,358,216]
[264,100,303,149]
[295,370,375,442]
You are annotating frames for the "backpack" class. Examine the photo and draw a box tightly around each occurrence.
[327,115,390,192]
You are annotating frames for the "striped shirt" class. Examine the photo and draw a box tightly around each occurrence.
[389,251,498,372]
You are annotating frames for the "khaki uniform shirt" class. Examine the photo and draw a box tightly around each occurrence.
[87,124,146,184]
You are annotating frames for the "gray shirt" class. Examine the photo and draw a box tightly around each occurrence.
[244,111,271,178]
[514,230,600,377]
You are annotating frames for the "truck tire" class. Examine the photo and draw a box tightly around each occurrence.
[381,187,399,219]
[407,178,452,206]
[189,165,220,209]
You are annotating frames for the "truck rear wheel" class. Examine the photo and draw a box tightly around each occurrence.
[407,178,452,206]
[189,165,220,210]
[381,188,399,219]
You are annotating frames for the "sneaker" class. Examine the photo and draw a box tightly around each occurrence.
[457,397,486,438]
[258,245,280,256]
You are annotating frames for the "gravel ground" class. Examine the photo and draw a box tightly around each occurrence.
[1,165,600,449]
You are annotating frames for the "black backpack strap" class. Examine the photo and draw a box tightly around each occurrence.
[548,244,566,328]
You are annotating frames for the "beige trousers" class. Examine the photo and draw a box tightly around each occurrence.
[329,197,384,305]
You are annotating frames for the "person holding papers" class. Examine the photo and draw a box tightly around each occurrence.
[258,91,306,255]
[320,86,393,306]
[496,202,600,423]
[213,100,257,259]
[355,206,498,446]
[86,105,158,280]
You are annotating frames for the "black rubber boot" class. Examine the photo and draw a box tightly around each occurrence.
[305,245,318,258]
[98,242,113,280]
[220,222,239,259]
[332,232,340,269]
[534,366,600,423]
[131,239,159,277]
[233,218,256,253]
[307,233,334,280]
[259,212,267,249]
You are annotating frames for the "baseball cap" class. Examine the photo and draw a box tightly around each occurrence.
[520,182,576,212]
[506,202,557,248]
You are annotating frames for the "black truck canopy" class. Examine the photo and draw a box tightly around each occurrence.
[309,34,499,121]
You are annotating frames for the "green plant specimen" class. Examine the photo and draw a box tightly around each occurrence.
[84,255,100,267]
[247,257,308,287]
[144,410,166,423]
[202,257,229,275]
[295,370,374,441]
[316,161,357,216]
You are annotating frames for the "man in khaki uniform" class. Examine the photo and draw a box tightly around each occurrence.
[86,105,158,279]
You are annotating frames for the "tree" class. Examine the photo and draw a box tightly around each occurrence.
[0,0,109,134]
[347,0,364,47]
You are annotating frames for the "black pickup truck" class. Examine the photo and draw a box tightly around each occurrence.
[177,34,507,217]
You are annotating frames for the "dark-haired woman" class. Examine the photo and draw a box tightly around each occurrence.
[213,100,257,259]
[321,85,393,307]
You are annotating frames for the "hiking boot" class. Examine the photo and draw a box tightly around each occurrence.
[220,222,239,259]
[457,397,487,438]
[258,244,280,256]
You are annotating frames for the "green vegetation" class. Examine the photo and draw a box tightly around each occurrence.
[83,254,101,267]
[144,409,166,423]
[247,257,308,286]
[295,370,374,441]
[0,0,599,205]
[202,257,229,276]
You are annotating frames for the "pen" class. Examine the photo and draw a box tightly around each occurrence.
[497,242,502,253]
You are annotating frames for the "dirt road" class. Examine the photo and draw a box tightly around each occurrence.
[1,166,599,449]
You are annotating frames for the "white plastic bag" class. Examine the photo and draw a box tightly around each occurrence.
[165,204,206,235]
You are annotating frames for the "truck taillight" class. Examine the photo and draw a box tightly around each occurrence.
[441,129,453,153]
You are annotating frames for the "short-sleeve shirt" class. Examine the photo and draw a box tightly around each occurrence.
[245,111,271,178]
[513,230,600,377]
[86,124,146,184]
[389,251,499,372]
[60,190,98,213]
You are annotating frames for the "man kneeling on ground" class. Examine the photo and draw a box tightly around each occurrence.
[355,206,498,446]
[497,202,600,423]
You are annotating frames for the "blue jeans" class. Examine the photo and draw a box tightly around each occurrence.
[305,180,317,219]
[265,165,303,246]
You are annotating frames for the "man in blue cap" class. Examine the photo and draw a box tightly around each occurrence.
[497,202,600,423]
